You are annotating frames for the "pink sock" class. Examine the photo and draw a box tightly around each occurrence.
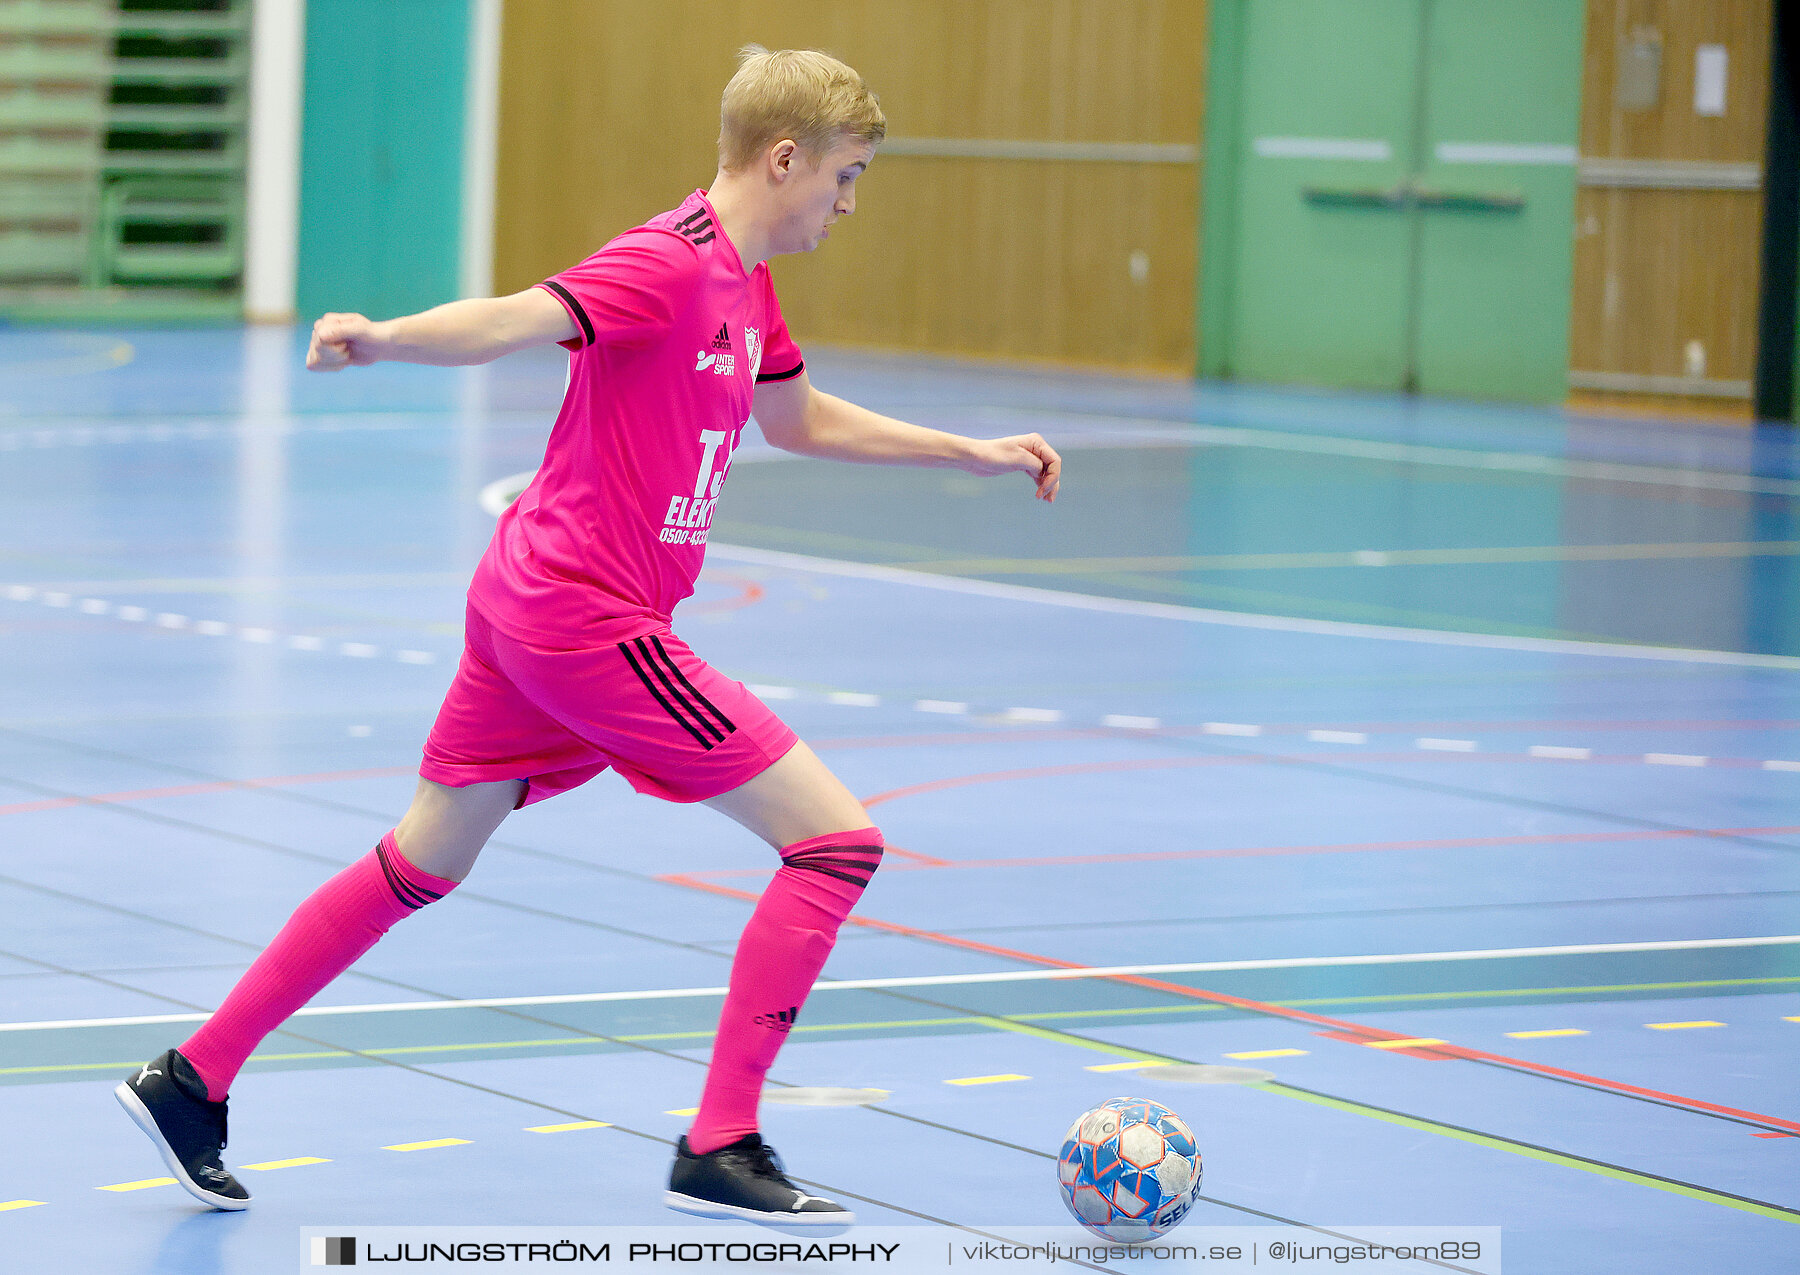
[178,831,457,1101]
[687,827,884,1154]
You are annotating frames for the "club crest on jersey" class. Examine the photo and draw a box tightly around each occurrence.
[744,326,762,379]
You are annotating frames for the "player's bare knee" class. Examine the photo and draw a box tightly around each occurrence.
[393,777,522,883]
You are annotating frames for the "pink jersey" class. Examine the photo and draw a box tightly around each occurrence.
[469,190,804,647]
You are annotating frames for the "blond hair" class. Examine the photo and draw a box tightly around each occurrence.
[718,44,885,172]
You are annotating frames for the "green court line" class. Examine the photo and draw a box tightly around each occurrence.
[0,1015,994,1077]
[8,974,1794,1079]
[1258,1081,1800,1224]
[965,1019,1800,1224]
[14,1002,1796,1219]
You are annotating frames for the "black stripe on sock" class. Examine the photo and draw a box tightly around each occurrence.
[781,846,878,868]
[786,862,876,888]
[540,280,594,347]
[783,842,884,862]
[376,840,438,910]
[620,641,713,749]
[648,635,736,736]
[635,638,725,743]
[782,852,881,877]
[755,361,805,384]
[380,853,435,910]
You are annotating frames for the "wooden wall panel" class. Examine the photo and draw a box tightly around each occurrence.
[1579,0,1772,161]
[1571,0,1771,399]
[1571,187,1764,379]
[494,1,1204,372]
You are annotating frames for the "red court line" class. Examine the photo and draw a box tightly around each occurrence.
[863,755,1261,806]
[860,753,1800,809]
[12,747,1790,1131]
[686,572,766,615]
[6,717,1783,822]
[879,844,949,865]
[813,727,1126,751]
[0,766,417,817]
[658,872,1800,1135]
[672,822,1800,879]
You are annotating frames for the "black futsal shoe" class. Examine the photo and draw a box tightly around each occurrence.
[666,1133,853,1226]
[114,1048,250,1210]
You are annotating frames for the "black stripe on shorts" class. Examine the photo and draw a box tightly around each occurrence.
[619,640,715,750]
[647,635,736,738]
[632,637,732,744]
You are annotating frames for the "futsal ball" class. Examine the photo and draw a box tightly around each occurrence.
[1057,1097,1202,1243]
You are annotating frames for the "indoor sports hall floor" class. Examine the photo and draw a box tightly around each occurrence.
[0,326,1796,1272]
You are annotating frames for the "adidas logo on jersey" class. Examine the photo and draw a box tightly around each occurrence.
[711,323,732,350]
[753,1006,800,1033]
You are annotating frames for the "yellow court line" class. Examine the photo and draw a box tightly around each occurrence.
[0,1200,45,1211]
[1226,1048,1310,1060]
[382,1139,469,1152]
[526,1121,611,1133]
[1506,1029,1589,1039]
[946,1073,1030,1086]
[1784,1016,1800,1023]
[96,1178,175,1192]
[1646,1020,1724,1030]
[241,1157,329,1171]
[1363,1037,1448,1050]
[665,1107,699,1117]
[1084,1060,1155,1072]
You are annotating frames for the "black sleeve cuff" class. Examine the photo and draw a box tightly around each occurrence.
[539,280,595,347]
[755,360,805,384]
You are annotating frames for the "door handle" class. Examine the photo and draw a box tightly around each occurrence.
[1301,184,1411,209]
[1302,182,1524,212]
[1413,186,1524,212]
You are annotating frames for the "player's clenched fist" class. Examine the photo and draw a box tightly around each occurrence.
[306,312,385,371]
[962,432,1062,503]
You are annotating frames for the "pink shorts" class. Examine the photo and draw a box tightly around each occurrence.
[420,603,799,806]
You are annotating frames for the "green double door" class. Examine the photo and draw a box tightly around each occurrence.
[1210,0,1586,401]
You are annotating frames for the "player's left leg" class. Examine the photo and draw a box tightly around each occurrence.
[115,776,522,1210]
[664,741,883,1224]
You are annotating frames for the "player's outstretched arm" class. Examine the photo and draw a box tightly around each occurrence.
[753,372,1060,502]
[305,288,578,371]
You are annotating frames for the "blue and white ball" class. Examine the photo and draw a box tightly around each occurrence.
[1057,1097,1202,1243]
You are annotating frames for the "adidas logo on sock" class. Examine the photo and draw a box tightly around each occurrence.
[753,1006,800,1032]
[711,323,732,350]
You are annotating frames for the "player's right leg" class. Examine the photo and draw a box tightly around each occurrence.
[114,776,522,1210]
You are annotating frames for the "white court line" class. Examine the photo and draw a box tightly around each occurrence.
[705,543,1800,670]
[8,935,1793,1033]
[1,583,437,665]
